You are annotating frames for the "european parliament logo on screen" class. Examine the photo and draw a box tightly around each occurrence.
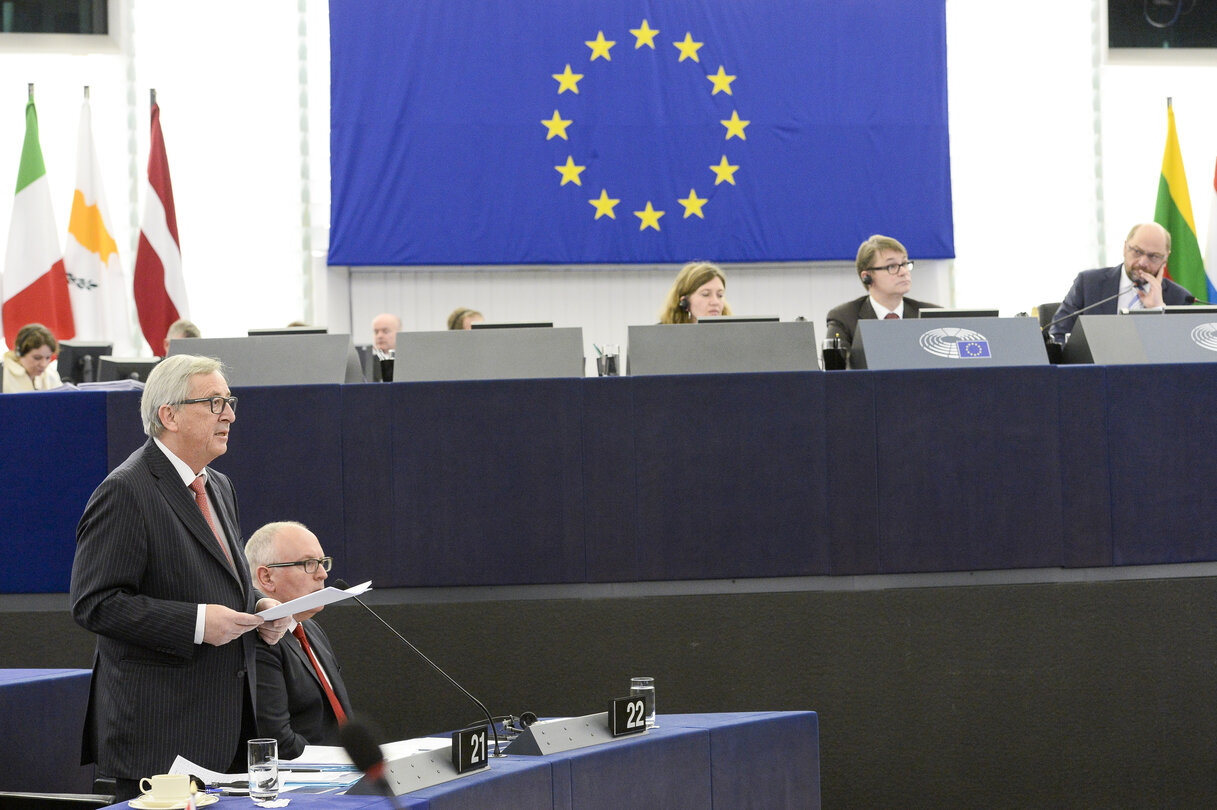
[328,0,954,266]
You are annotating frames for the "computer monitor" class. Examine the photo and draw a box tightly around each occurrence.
[56,340,113,384]
[247,326,328,336]
[696,315,780,324]
[470,322,553,329]
[98,356,161,382]
[918,308,1001,319]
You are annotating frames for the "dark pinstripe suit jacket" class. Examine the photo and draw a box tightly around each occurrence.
[70,439,258,779]
[255,618,352,759]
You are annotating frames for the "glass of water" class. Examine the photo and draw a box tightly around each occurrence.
[248,737,279,802]
[630,676,656,728]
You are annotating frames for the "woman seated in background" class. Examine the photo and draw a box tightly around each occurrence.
[2,323,62,392]
[658,261,733,324]
[447,307,484,330]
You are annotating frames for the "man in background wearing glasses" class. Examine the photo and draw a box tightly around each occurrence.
[71,354,290,801]
[1049,222,1193,342]
[246,521,353,758]
[825,233,940,352]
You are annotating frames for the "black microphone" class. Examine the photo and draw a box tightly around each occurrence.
[1042,287,1135,335]
[340,717,402,809]
[1184,293,1213,305]
[332,579,503,758]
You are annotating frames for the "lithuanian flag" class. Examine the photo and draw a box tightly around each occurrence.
[1154,103,1212,302]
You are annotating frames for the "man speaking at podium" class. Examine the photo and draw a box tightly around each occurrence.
[826,234,939,351]
[1049,222,1193,341]
[245,521,353,759]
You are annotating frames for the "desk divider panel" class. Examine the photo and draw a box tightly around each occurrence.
[172,334,364,385]
[626,321,819,376]
[394,327,585,381]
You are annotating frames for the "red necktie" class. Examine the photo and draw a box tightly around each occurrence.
[293,624,348,725]
[189,476,233,567]
[884,312,899,320]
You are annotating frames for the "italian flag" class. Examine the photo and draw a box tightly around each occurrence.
[1154,103,1211,302]
[133,94,187,354]
[1,92,75,348]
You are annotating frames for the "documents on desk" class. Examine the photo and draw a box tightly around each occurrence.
[167,736,452,794]
[257,580,372,621]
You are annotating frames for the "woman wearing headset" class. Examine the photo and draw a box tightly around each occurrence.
[2,323,62,392]
[658,261,733,324]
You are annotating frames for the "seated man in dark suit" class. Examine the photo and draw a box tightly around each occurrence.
[1049,222,1193,341]
[245,521,353,759]
[825,234,939,351]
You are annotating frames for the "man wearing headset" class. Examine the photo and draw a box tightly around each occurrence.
[825,234,939,352]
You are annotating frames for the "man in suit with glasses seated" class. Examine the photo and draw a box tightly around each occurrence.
[825,234,940,352]
[246,521,354,759]
[1049,222,1193,342]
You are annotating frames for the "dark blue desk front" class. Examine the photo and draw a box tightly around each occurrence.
[0,669,93,792]
[5,364,1217,593]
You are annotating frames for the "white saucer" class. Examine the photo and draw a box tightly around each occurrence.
[129,792,218,809]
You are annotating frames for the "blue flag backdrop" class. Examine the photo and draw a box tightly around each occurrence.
[329,0,953,266]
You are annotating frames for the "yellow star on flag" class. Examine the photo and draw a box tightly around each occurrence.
[673,33,703,63]
[630,20,659,49]
[678,189,708,219]
[555,156,586,186]
[707,66,736,96]
[721,110,749,141]
[634,202,665,231]
[710,155,739,186]
[552,64,584,94]
[589,189,620,220]
[542,110,573,141]
[586,31,616,61]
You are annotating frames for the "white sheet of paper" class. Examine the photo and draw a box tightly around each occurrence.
[257,580,372,621]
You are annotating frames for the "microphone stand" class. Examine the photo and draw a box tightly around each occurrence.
[1042,285,1146,338]
[336,582,504,757]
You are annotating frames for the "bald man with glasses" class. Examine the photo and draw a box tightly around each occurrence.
[1049,222,1194,342]
[246,521,353,759]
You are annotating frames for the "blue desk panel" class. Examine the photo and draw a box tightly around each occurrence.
[0,669,93,792]
[7,365,1217,592]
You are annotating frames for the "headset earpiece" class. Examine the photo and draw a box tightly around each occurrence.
[678,296,690,311]
[861,273,873,287]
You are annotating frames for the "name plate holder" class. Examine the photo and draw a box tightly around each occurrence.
[346,741,481,796]
[505,708,647,756]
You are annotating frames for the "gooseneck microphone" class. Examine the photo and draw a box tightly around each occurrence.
[340,718,402,810]
[332,579,503,758]
[1042,279,1149,336]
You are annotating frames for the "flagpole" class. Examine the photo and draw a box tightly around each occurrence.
[1167,96,1172,110]
[27,83,33,102]
[150,88,156,107]
[84,86,90,101]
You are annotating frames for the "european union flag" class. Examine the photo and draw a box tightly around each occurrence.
[329,0,953,266]
[956,340,991,358]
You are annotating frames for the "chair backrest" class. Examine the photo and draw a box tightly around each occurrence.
[1036,302,1061,330]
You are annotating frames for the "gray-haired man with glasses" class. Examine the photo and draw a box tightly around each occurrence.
[1049,222,1193,342]
[70,354,290,800]
[246,521,353,758]
[825,233,940,352]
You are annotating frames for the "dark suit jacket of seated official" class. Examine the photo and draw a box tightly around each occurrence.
[1049,264,1193,340]
[825,295,938,351]
[255,617,353,759]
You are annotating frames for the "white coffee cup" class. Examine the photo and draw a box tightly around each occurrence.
[138,774,192,803]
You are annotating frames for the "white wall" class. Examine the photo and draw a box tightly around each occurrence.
[1,0,1215,355]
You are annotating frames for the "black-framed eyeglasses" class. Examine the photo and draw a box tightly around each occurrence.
[866,260,914,274]
[178,396,238,414]
[265,556,332,574]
